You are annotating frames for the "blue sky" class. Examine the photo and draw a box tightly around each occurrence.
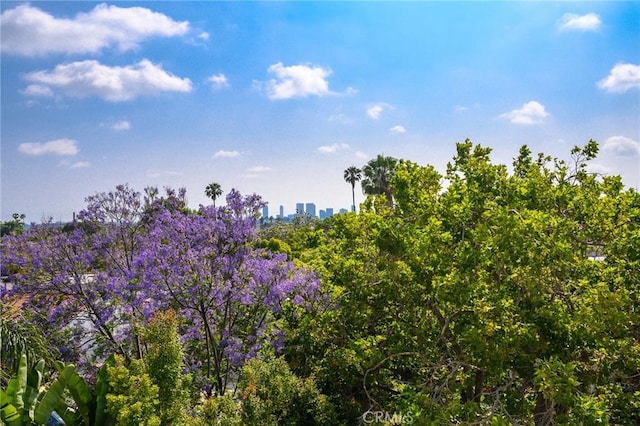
[1,1,639,222]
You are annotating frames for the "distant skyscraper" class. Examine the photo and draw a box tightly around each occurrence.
[325,208,334,217]
[296,203,304,215]
[262,205,268,219]
[279,205,284,218]
[305,203,316,217]
[319,209,326,219]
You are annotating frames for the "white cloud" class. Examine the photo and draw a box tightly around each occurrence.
[21,84,54,98]
[1,3,189,56]
[265,62,332,99]
[318,143,350,154]
[366,102,394,119]
[558,13,602,32]
[208,73,229,89]
[198,32,210,41]
[213,150,240,158]
[499,101,549,125]
[24,59,192,102]
[603,136,640,156]
[597,63,640,93]
[112,121,131,131]
[389,125,406,134]
[19,138,79,156]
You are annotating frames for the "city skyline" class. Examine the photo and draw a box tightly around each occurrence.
[263,202,344,220]
[2,2,638,223]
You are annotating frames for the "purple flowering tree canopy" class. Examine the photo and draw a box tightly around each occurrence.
[2,186,323,395]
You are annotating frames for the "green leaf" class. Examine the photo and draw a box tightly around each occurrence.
[34,368,70,425]
[1,389,22,426]
[23,359,45,420]
[94,354,116,426]
[62,364,94,426]
[5,354,28,413]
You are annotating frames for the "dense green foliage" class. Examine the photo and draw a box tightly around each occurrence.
[279,140,640,424]
[2,140,638,425]
[199,357,334,425]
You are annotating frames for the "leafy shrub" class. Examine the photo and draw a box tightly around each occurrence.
[238,357,336,425]
[106,355,161,426]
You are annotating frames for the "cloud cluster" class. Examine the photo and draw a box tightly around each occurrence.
[1,3,189,56]
[603,136,640,156]
[208,73,229,89]
[112,121,131,131]
[213,150,240,158]
[389,125,406,134]
[317,143,350,154]
[598,63,640,93]
[24,59,192,102]
[19,138,79,156]
[558,13,602,32]
[499,101,549,125]
[367,102,394,119]
[265,63,332,100]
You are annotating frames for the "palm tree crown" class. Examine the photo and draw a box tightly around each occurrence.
[343,166,362,211]
[361,155,398,207]
[205,182,223,208]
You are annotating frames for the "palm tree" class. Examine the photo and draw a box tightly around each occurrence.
[205,182,223,209]
[343,166,362,212]
[361,155,398,207]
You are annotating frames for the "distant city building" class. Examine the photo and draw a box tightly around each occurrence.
[305,203,316,217]
[265,201,349,220]
[319,208,334,220]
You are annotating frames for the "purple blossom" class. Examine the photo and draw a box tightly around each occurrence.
[1,185,327,396]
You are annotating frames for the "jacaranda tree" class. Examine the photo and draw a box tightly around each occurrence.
[135,189,322,395]
[2,186,324,397]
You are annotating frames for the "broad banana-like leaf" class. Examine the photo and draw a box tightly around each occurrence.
[23,359,45,421]
[62,364,93,426]
[0,389,22,426]
[93,354,115,426]
[5,354,27,412]
[33,367,70,425]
